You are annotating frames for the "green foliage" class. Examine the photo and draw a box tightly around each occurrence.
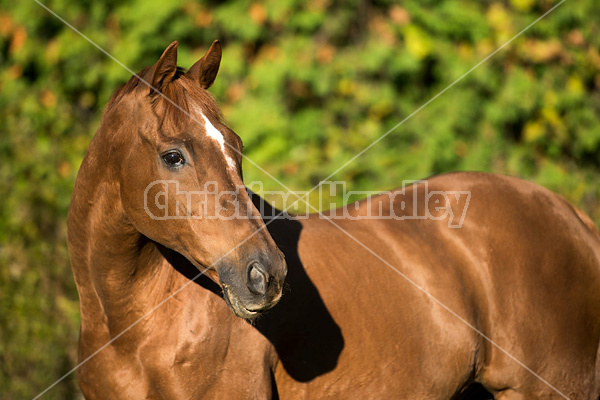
[1,0,599,398]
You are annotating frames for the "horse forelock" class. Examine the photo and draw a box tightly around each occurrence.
[106,66,224,134]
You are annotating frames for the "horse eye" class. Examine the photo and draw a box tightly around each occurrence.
[162,150,185,167]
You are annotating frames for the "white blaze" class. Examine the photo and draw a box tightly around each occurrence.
[195,106,237,171]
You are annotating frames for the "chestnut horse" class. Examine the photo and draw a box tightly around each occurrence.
[68,41,600,399]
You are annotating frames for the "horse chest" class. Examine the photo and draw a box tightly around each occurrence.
[135,312,274,398]
[78,294,275,399]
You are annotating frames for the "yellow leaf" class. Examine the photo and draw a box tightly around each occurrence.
[404,25,431,60]
[567,75,584,94]
[510,0,535,12]
[523,120,544,142]
[486,4,513,41]
[338,79,356,96]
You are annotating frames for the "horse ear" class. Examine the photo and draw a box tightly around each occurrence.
[148,41,179,91]
[187,40,222,89]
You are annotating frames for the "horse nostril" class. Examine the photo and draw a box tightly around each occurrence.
[247,262,269,295]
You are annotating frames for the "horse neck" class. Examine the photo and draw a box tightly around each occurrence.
[68,158,197,337]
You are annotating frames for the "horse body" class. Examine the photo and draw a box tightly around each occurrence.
[68,41,600,399]
[260,172,600,399]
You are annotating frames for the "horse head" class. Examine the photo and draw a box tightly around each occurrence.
[100,40,286,318]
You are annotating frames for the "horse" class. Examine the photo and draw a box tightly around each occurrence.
[67,40,600,399]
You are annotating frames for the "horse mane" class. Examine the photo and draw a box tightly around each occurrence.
[105,65,224,130]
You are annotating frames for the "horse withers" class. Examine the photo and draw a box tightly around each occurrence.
[68,41,600,399]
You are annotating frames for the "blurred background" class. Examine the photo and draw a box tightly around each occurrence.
[0,0,598,398]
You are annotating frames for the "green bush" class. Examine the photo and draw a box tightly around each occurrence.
[0,0,598,398]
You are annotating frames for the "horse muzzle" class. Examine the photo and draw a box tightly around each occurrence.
[218,256,286,319]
